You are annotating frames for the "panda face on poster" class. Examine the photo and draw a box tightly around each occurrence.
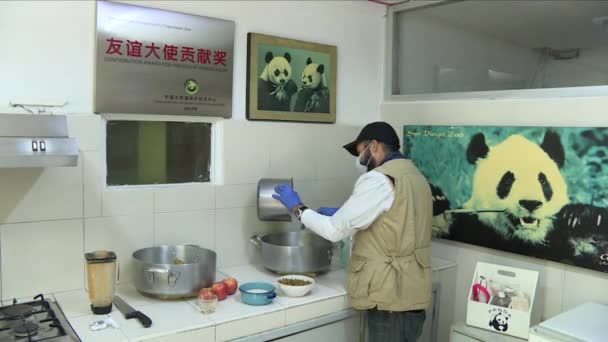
[417,125,608,271]
[464,131,569,243]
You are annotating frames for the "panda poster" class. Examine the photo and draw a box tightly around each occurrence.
[403,125,608,273]
[246,33,337,123]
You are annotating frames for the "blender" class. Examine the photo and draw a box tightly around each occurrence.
[85,250,118,314]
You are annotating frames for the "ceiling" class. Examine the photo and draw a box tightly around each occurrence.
[414,0,608,49]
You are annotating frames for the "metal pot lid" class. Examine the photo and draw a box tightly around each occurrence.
[132,245,216,265]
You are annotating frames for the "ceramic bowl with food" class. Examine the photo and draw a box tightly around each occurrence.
[276,275,315,297]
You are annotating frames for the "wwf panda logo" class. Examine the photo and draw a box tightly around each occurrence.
[185,79,199,96]
[489,313,509,332]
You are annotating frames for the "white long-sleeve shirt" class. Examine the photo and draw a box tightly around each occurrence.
[300,171,396,242]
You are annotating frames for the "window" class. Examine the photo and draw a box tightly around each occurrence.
[387,1,608,97]
[106,120,212,186]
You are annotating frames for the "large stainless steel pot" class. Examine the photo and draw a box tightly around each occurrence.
[257,178,293,221]
[132,245,216,299]
[250,231,339,274]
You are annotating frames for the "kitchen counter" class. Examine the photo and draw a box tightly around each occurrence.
[54,258,456,342]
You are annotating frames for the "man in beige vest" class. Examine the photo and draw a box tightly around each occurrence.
[273,122,433,342]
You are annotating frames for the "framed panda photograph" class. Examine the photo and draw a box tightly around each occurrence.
[403,125,608,274]
[246,33,337,123]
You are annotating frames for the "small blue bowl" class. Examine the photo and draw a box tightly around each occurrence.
[239,282,276,306]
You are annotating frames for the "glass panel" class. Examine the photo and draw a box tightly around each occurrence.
[106,121,211,185]
[394,1,608,95]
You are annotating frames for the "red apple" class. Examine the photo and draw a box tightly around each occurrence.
[222,278,238,295]
[212,282,228,300]
[199,288,216,300]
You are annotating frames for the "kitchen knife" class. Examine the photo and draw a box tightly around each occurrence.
[113,295,152,328]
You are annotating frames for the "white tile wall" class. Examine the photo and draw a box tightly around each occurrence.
[1,219,84,299]
[561,266,608,312]
[317,178,356,205]
[267,124,318,180]
[154,185,215,213]
[154,210,215,250]
[83,151,102,217]
[293,179,320,210]
[222,120,271,185]
[215,207,286,268]
[115,283,167,308]
[67,114,101,152]
[85,215,154,284]
[101,188,154,217]
[313,125,361,180]
[215,183,257,209]
[0,158,83,223]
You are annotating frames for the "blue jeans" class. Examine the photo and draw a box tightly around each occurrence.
[367,308,426,342]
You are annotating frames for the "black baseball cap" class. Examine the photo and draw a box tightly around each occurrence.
[343,122,400,156]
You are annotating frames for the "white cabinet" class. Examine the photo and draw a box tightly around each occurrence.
[429,258,458,342]
[273,314,361,342]
[146,327,215,342]
[418,282,439,342]
[450,322,526,342]
[451,332,484,342]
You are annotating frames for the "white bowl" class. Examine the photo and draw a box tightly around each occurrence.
[277,275,315,297]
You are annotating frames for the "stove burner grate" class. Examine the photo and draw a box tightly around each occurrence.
[0,304,34,319]
[13,322,39,338]
[0,294,72,341]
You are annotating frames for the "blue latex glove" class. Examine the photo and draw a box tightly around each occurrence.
[317,207,339,216]
[272,184,302,212]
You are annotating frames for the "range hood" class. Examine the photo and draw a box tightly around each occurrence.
[0,114,79,168]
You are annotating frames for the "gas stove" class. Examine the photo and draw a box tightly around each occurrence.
[0,294,79,341]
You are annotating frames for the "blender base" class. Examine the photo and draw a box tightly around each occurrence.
[91,304,112,315]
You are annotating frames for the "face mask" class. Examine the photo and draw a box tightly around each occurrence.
[355,145,372,173]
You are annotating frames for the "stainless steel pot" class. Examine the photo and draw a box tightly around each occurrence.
[250,231,339,274]
[257,178,293,221]
[132,245,216,299]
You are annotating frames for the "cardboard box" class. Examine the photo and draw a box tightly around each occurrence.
[466,262,539,339]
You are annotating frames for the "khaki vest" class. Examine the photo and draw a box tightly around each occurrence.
[347,159,433,311]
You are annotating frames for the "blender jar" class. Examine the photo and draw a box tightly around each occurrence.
[85,250,117,314]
